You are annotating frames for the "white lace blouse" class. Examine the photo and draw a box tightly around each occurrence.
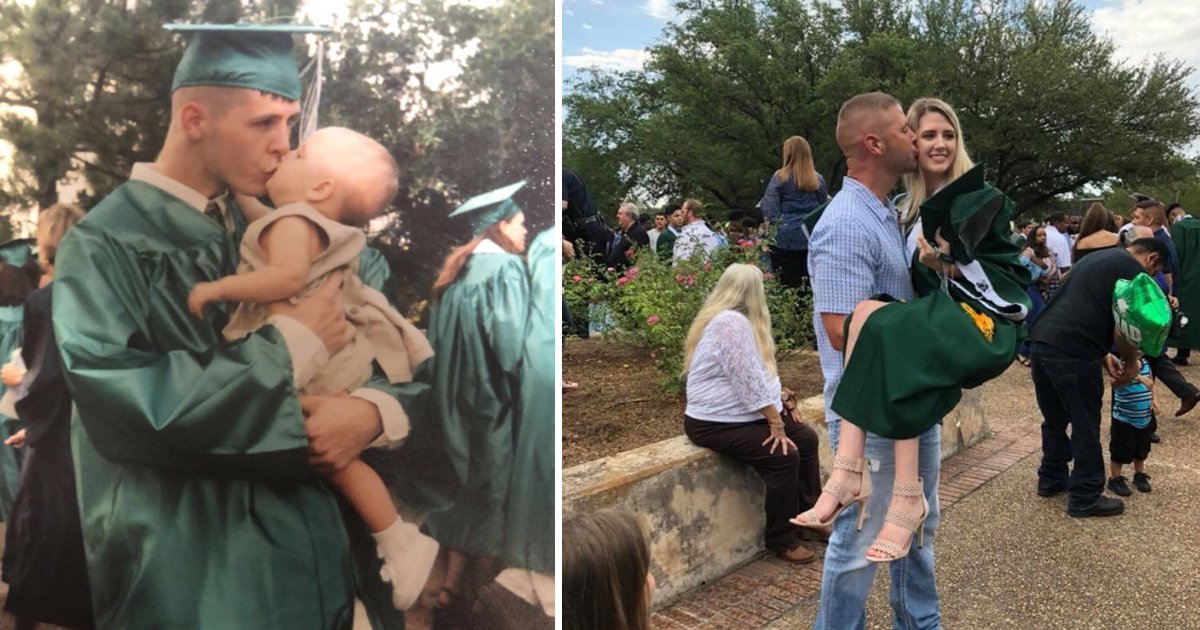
[684,310,782,422]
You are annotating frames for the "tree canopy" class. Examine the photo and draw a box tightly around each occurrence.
[0,0,552,316]
[564,0,1200,220]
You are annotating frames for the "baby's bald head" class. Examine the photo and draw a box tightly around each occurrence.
[836,92,903,158]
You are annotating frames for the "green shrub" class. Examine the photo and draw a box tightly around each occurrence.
[564,238,811,392]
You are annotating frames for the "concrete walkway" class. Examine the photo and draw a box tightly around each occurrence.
[652,360,1200,629]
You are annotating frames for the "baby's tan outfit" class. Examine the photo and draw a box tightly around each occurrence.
[224,202,433,394]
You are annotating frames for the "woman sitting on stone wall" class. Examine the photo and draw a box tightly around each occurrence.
[681,263,823,563]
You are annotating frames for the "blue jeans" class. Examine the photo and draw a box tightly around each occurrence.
[1018,286,1045,359]
[815,423,942,630]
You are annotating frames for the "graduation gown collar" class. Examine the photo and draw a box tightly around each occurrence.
[472,238,507,255]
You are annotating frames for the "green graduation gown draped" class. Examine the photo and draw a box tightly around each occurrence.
[833,172,1031,440]
[399,246,527,556]
[53,182,424,630]
[1169,217,1200,349]
[500,229,554,574]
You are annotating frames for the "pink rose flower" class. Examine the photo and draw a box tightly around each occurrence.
[616,276,629,286]
[571,274,582,284]
[647,315,661,325]
[763,272,774,281]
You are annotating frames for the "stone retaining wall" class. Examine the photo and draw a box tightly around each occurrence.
[562,389,988,609]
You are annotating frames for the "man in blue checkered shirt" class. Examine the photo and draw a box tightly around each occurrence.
[807,92,943,629]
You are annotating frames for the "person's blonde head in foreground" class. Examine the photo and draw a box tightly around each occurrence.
[682,263,777,377]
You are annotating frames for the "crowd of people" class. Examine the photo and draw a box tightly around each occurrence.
[0,23,555,630]
[563,90,1196,629]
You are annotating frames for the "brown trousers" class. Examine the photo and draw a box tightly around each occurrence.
[684,415,821,554]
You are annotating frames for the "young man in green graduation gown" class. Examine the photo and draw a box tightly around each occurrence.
[52,25,423,629]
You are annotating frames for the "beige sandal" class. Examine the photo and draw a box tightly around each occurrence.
[791,455,873,531]
[865,478,929,563]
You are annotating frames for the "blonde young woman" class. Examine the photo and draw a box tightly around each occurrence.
[682,264,823,563]
[759,136,829,287]
[794,98,1029,563]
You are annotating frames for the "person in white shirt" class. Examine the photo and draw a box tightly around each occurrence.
[1045,212,1073,274]
[672,198,724,261]
[680,263,822,564]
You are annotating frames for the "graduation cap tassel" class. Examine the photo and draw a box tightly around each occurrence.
[299,40,324,142]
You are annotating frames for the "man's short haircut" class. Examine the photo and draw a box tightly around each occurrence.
[1017,219,1031,229]
[1143,204,1167,226]
[1047,212,1065,224]
[1167,202,1183,212]
[1126,236,1169,262]
[835,92,902,154]
[618,202,640,220]
[682,198,703,217]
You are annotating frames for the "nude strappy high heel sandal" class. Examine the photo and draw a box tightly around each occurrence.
[790,455,873,531]
[865,478,929,563]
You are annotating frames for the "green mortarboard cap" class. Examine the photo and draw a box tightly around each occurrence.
[920,163,1004,264]
[166,23,330,101]
[449,181,527,235]
[0,238,36,266]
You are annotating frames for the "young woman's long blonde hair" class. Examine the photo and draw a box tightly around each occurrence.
[900,98,974,224]
[681,263,776,377]
[775,136,820,192]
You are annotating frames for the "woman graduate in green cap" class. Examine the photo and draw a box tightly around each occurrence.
[475,222,556,627]
[396,182,530,617]
[794,99,1032,563]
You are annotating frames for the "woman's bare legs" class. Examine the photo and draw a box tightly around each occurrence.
[865,437,924,561]
[795,300,887,522]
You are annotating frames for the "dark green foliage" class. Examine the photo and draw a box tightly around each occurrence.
[564,0,1200,219]
[1,0,552,318]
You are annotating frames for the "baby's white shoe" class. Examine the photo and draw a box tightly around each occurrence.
[375,519,440,610]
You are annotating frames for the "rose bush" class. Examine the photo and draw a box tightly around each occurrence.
[564,240,811,392]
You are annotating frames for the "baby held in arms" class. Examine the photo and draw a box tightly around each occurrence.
[188,126,437,611]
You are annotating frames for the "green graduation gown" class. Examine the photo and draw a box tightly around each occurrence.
[400,245,527,556]
[1169,217,1200,349]
[500,229,554,574]
[0,304,22,520]
[53,182,423,630]
[833,176,1031,440]
[0,240,37,521]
